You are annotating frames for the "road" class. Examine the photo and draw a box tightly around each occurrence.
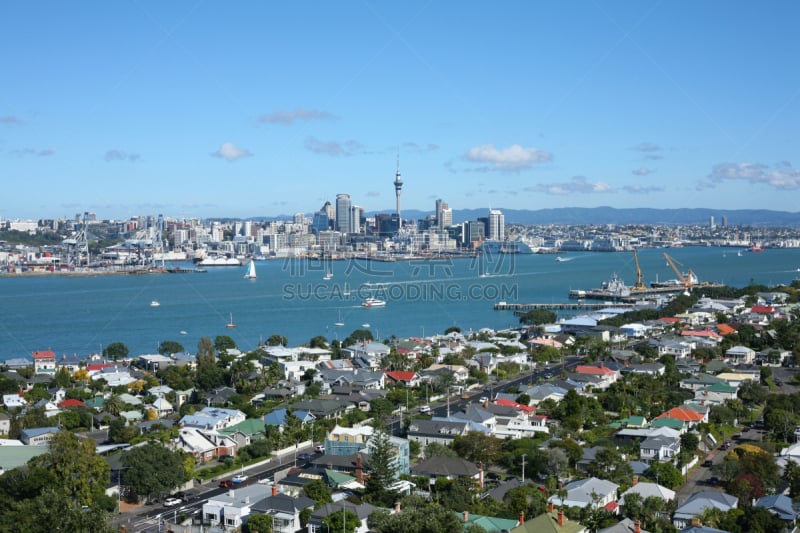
[112,444,318,533]
[389,356,580,435]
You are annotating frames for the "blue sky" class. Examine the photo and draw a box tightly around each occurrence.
[1,1,799,220]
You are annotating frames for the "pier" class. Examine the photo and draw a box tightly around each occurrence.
[494,302,637,313]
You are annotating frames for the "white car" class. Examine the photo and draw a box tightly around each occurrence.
[315,444,325,453]
[163,497,182,507]
[257,478,271,485]
[479,397,489,403]
[232,474,248,483]
[419,405,431,413]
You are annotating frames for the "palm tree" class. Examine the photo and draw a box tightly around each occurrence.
[105,394,125,416]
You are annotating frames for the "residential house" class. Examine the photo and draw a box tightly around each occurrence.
[263,407,315,429]
[723,346,756,366]
[2,394,26,409]
[249,486,316,533]
[640,434,681,464]
[513,509,587,533]
[20,426,60,445]
[180,407,246,431]
[383,371,421,388]
[406,420,471,448]
[205,386,239,406]
[306,501,380,533]
[655,407,706,430]
[714,371,758,388]
[291,398,350,420]
[672,491,737,529]
[548,477,619,512]
[754,494,800,524]
[621,480,675,503]
[422,364,470,383]
[175,427,237,462]
[525,384,569,406]
[456,510,519,532]
[411,456,482,488]
[202,484,267,530]
[32,350,56,374]
[325,425,373,456]
[574,364,619,390]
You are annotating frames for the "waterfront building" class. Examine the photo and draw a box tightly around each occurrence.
[33,350,56,375]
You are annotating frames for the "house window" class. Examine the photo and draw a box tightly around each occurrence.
[205,513,217,522]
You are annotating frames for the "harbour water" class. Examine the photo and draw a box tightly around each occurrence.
[1,247,799,361]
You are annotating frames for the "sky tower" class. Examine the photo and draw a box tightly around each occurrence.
[393,156,403,231]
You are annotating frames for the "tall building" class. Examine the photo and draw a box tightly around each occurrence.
[311,210,329,235]
[488,209,505,241]
[464,221,485,248]
[335,194,351,234]
[435,199,451,229]
[721,215,728,227]
[394,158,403,231]
[350,205,363,234]
[709,215,715,229]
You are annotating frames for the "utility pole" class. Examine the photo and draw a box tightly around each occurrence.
[521,453,527,483]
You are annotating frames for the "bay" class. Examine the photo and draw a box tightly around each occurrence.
[1,247,799,361]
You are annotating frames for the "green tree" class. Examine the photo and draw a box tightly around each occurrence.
[121,442,187,502]
[158,340,185,355]
[103,341,129,360]
[266,334,287,347]
[322,509,360,533]
[29,431,110,506]
[246,513,274,533]
[54,366,72,388]
[303,478,333,508]
[452,432,502,465]
[425,442,457,458]
[369,500,462,533]
[643,461,683,490]
[365,429,398,505]
[519,309,557,326]
[444,326,461,334]
[309,335,329,348]
[215,335,238,352]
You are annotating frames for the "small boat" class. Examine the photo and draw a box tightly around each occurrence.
[335,311,344,327]
[323,271,333,280]
[150,300,160,307]
[749,242,764,253]
[243,260,257,279]
[737,250,743,257]
[362,323,370,328]
[180,330,188,336]
[226,313,237,329]
[362,297,386,308]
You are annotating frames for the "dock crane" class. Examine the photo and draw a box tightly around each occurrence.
[632,249,646,290]
[663,252,696,291]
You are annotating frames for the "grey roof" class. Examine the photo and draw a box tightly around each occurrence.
[483,477,526,501]
[599,518,651,533]
[411,456,480,477]
[251,493,315,515]
[407,419,470,438]
[674,491,738,521]
[754,494,799,521]
[310,501,380,522]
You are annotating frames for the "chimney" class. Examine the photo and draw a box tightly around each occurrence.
[519,511,525,524]
[548,501,555,513]
[272,485,278,497]
[634,519,641,533]
[632,475,638,486]
[557,509,565,526]
[463,511,469,523]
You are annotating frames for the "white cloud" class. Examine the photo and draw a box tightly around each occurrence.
[304,137,362,156]
[704,161,800,190]
[13,147,54,157]
[211,142,252,161]
[632,167,653,176]
[258,108,335,125]
[633,142,661,153]
[622,184,663,194]
[104,149,141,162]
[526,176,612,195]
[464,143,552,172]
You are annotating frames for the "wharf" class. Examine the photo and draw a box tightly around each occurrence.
[568,286,684,301]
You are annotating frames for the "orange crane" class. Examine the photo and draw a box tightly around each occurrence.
[632,249,646,290]
[663,252,695,291]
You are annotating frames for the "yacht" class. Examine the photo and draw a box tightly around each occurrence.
[362,297,386,308]
[150,300,160,307]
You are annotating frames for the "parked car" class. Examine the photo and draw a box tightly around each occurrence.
[702,460,713,467]
[163,497,182,507]
[419,405,431,413]
[174,491,196,502]
[218,480,233,488]
[708,476,719,486]
[315,444,325,453]
[298,452,312,462]
[479,397,489,403]
[232,474,248,483]
[257,478,271,485]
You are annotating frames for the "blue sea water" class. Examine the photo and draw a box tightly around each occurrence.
[1,247,799,361]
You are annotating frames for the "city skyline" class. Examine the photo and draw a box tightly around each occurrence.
[2,2,799,220]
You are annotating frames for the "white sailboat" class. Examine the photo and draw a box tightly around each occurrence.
[226,313,237,329]
[243,260,257,279]
[335,310,344,327]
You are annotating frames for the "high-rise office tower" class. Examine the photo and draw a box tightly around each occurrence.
[488,209,505,241]
[394,158,403,231]
[335,194,351,233]
[350,205,363,234]
[435,199,450,229]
